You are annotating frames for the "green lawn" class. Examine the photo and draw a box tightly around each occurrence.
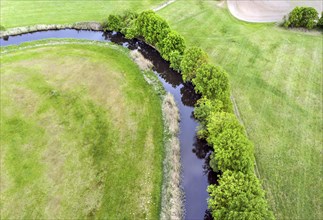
[0,0,163,28]
[158,1,322,219]
[0,40,164,219]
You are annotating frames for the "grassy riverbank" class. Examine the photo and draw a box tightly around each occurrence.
[0,40,164,219]
[158,1,322,219]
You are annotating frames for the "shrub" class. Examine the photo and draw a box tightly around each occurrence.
[284,6,319,29]
[209,125,254,173]
[180,47,208,82]
[206,112,254,173]
[0,25,5,31]
[119,11,139,39]
[208,170,275,220]
[103,14,123,32]
[136,10,170,45]
[192,63,231,111]
[102,11,139,38]
[157,30,186,61]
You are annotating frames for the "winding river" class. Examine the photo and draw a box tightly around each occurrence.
[0,29,216,220]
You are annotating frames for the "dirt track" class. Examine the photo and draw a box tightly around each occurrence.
[227,0,322,22]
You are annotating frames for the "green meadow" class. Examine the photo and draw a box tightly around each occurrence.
[0,41,164,219]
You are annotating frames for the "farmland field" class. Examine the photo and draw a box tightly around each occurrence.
[0,40,164,219]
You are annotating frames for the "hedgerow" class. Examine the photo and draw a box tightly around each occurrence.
[103,10,274,220]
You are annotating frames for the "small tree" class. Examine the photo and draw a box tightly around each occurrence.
[157,30,186,61]
[208,171,275,220]
[120,11,139,39]
[284,6,319,29]
[209,127,254,173]
[206,112,254,173]
[104,14,123,32]
[192,63,231,111]
[136,10,170,45]
[180,47,208,82]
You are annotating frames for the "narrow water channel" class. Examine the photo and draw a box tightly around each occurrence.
[0,29,216,220]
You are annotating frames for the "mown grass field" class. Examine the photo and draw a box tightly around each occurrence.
[158,1,322,219]
[0,0,163,28]
[0,40,164,219]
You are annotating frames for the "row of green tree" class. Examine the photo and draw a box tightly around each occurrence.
[102,11,274,219]
[283,7,323,30]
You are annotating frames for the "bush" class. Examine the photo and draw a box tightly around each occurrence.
[208,170,274,220]
[180,47,208,82]
[209,125,254,173]
[157,30,186,61]
[284,6,319,29]
[206,112,254,173]
[102,11,139,38]
[136,10,170,45]
[192,63,231,111]
[120,11,139,39]
[103,14,123,32]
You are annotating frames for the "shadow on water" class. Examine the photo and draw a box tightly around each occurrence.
[1,29,218,220]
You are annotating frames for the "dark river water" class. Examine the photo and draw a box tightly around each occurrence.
[0,29,216,220]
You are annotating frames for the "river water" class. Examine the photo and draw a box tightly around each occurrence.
[0,29,216,220]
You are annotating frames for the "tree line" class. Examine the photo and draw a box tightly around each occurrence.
[102,10,275,219]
